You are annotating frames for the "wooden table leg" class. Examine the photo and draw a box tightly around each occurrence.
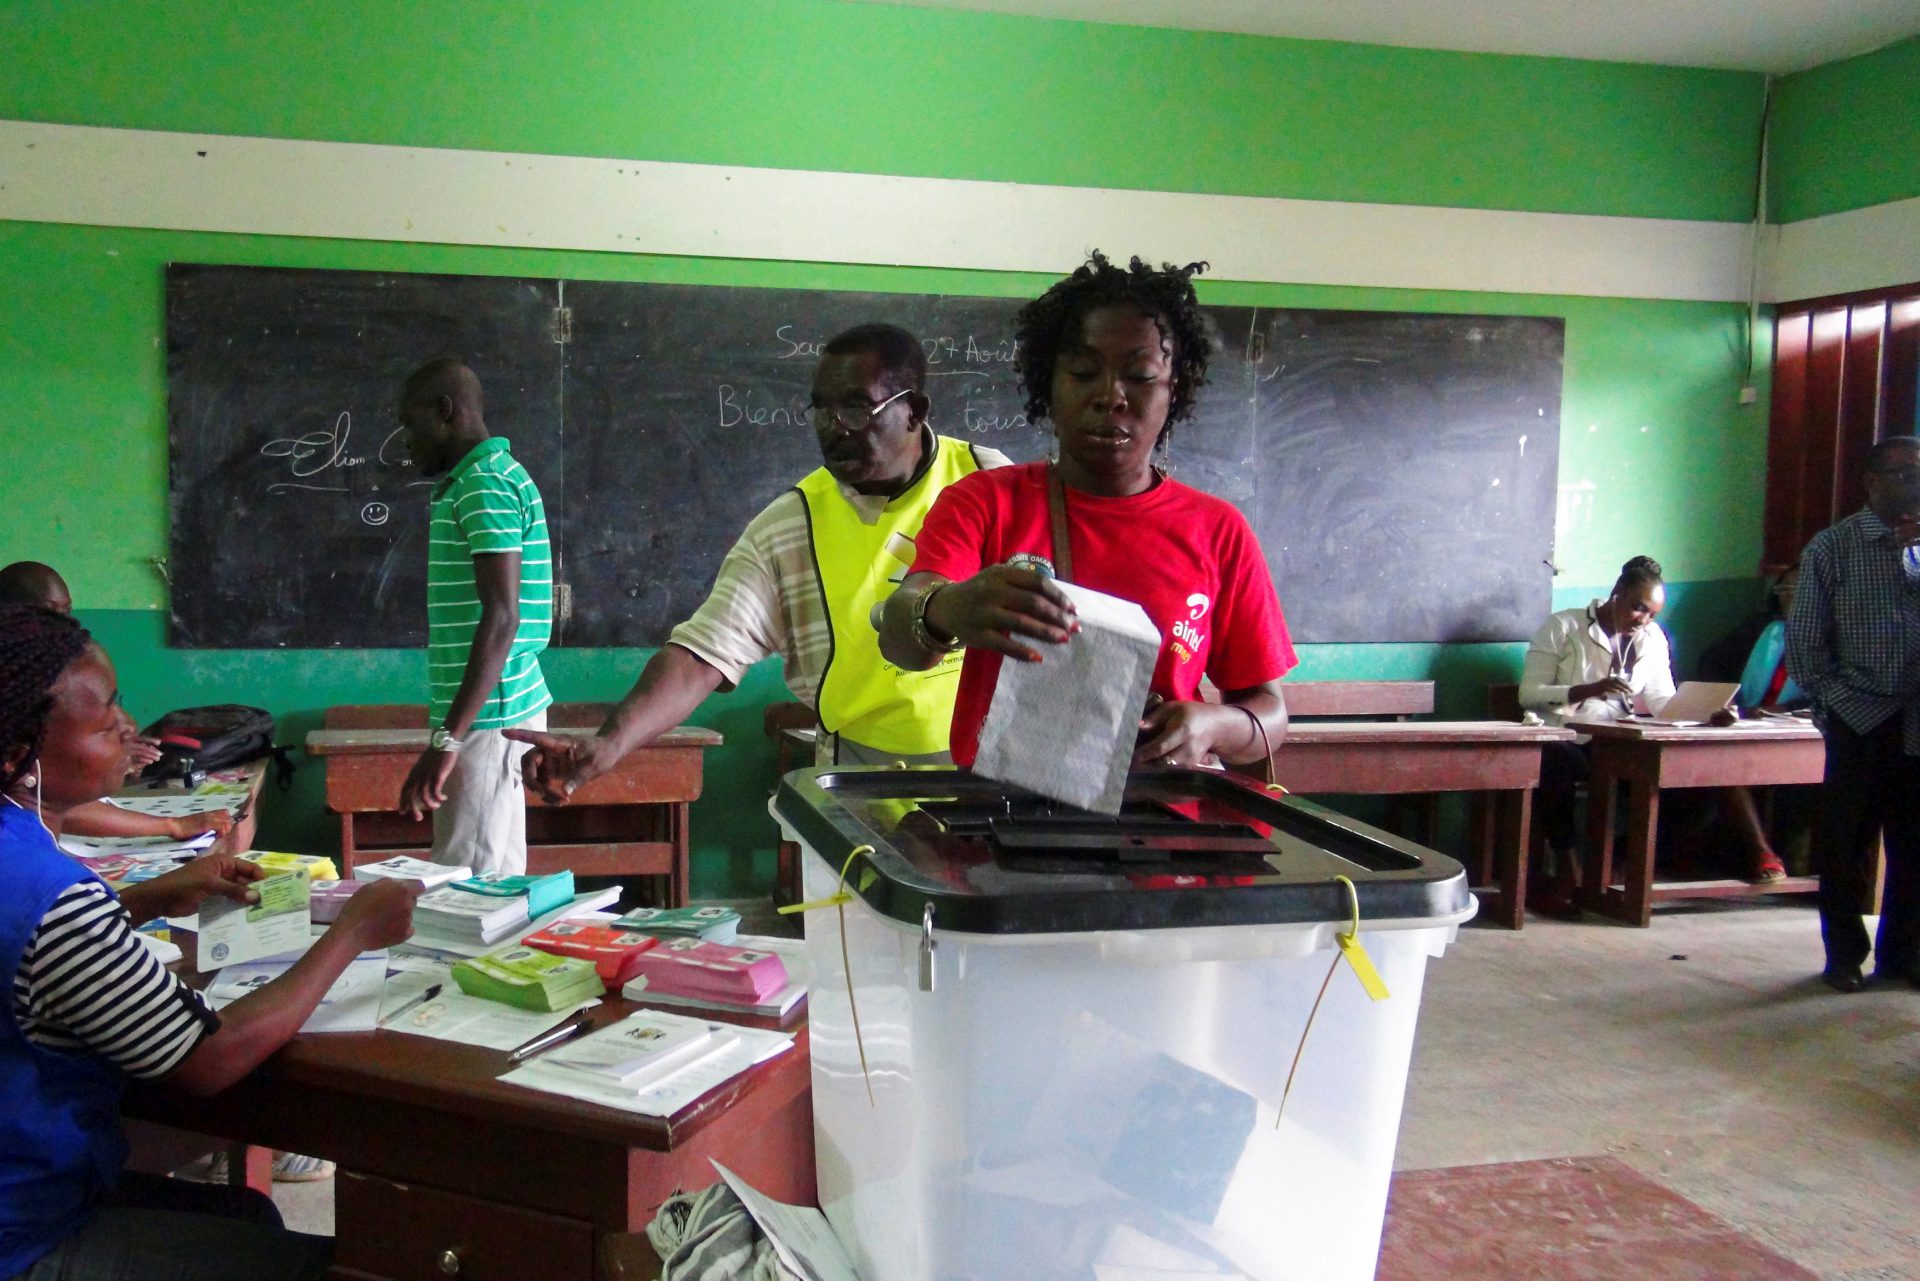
[1581,760,1618,918]
[669,802,689,908]
[1465,792,1495,890]
[1499,788,1533,931]
[1618,778,1661,927]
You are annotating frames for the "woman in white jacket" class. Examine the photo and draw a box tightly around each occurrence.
[1519,555,1675,914]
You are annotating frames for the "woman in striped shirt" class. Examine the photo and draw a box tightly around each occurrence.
[0,604,418,1281]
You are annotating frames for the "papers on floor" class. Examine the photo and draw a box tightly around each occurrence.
[351,855,473,887]
[196,872,311,970]
[452,945,605,1011]
[613,903,741,943]
[623,933,806,1017]
[501,1010,794,1118]
[377,966,600,1050]
[974,580,1161,814]
[206,951,389,1033]
[712,1162,861,1281]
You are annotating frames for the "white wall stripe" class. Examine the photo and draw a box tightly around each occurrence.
[1762,193,1920,304]
[1,119,1756,303]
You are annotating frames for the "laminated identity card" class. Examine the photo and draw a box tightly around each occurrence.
[196,871,311,971]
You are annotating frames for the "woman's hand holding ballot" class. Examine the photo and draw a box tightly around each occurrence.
[920,565,1080,664]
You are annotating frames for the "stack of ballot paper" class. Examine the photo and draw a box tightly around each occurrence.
[244,851,339,882]
[624,934,809,1018]
[452,946,605,1012]
[541,1011,740,1090]
[613,904,741,943]
[352,856,473,887]
[448,870,575,921]
[523,922,658,985]
[626,938,789,1005]
[499,1014,795,1119]
[308,879,365,924]
[973,579,1161,814]
[414,886,533,946]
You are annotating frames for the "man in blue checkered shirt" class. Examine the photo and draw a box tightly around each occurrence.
[1787,435,1920,993]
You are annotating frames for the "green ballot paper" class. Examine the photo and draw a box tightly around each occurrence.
[452,946,604,1012]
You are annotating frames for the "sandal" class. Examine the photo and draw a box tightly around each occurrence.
[1749,852,1788,884]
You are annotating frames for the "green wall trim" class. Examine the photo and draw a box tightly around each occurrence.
[1771,34,1920,224]
[6,0,1762,222]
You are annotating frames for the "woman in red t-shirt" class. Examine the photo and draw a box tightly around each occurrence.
[877,252,1296,768]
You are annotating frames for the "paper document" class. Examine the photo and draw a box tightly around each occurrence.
[500,1023,793,1117]
[59,831,218,859]
[196,872,311,970]
[206,952,388,1033]
[713,1162,862,1281]
[377,967,599,1050]
[105,792,247,819]
[974,580,1161,814]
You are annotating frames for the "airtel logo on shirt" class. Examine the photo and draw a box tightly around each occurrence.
[1171,593,1210,661]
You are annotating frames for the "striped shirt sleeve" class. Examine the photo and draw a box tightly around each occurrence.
[453,468,530,554]
[13,883,219,1079]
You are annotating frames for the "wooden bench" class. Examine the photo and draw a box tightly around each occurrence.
[1277,679,1434,720]
[310,703,721,905]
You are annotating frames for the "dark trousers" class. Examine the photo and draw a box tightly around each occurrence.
[1813,717,1920,977]
[1537,740,1591,855]
[13,1171,332,1281]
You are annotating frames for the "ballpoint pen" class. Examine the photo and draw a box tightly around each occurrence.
[380,983,441,1027]
[507,1015,593,1063]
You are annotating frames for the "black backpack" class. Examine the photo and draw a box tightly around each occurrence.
[138,705,279,779]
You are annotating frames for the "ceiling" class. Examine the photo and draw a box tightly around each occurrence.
[849,0,1920,72]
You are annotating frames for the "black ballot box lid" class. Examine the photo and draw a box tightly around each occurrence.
[772,767,1472,935]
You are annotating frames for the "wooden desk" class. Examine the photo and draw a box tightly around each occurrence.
[1577,719,1826,926]
[124,997,813,1281]
[1266,721,1577,930]
[108,758,268,856]
[1279,680,1434,719]
[306,718,721,907]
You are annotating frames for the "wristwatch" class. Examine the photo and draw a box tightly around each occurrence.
[429,726,464,753]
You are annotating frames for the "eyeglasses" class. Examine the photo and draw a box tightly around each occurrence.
[809,387,911,431]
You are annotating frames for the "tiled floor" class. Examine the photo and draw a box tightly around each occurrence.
[273,899,1920,1278]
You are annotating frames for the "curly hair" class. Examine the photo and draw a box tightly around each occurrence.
[0,604,90,794]
[1013,251,1213,433]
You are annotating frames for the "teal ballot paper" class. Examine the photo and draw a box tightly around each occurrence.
[196,872,311,970]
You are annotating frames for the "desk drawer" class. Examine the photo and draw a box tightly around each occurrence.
[334,1169,597,1281]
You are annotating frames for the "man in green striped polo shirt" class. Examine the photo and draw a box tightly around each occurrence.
[397,360,552,875]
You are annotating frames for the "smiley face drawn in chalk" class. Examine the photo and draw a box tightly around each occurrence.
[361,502,391,527]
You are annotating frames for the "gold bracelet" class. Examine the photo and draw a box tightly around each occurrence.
[910,582,962,654]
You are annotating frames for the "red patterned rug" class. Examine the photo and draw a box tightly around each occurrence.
[1379,1156,1820,1280]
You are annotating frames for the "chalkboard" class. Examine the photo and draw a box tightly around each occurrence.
[165,264,1561,648]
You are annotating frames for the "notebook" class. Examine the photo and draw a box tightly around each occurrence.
[1634,681,1740,726]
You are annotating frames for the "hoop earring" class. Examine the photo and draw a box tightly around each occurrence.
[1153,431,1173,476]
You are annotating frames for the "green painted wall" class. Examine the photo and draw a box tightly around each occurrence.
[2,1,1776,891]
[5,0,1763,221]
[1770,34,1920,223]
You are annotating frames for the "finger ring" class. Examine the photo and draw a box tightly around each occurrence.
[1162,755,1177,766]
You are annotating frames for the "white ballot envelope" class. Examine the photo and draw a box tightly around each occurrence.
[974,581,1161,814]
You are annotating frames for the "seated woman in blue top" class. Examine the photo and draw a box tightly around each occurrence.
[0,604,419,1281]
